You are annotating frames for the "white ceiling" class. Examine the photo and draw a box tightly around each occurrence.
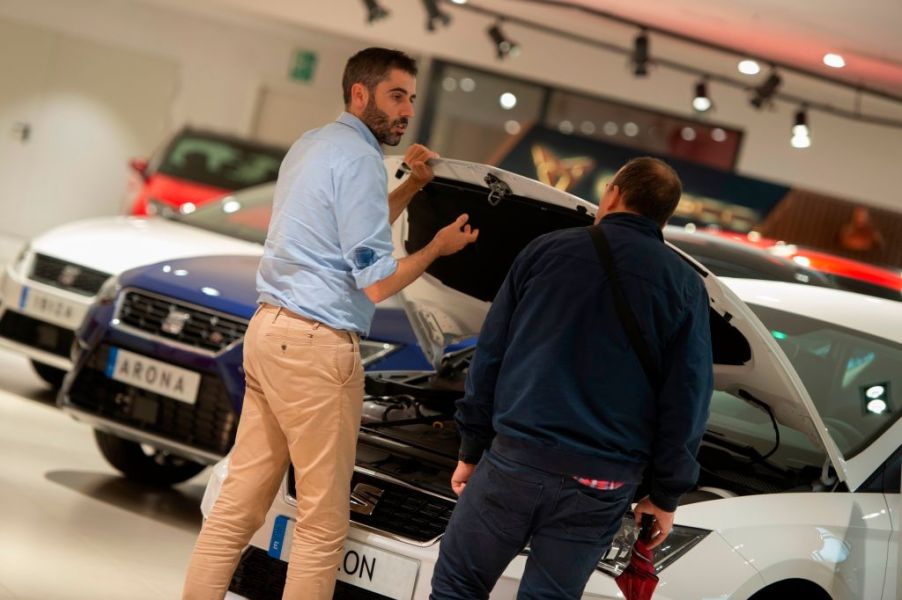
[548,0,902,97]
[147,0,902,118]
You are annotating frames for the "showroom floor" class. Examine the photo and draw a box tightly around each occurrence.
[0,237,247,600]
[0,344,212,600]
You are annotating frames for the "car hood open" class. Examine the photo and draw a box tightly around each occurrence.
[386,156,848,484]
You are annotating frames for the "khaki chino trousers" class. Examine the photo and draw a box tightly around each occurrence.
[183,303,364,600]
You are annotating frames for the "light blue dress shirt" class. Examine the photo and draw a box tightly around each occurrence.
[257,112,398,333]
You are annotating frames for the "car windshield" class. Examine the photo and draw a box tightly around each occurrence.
[748,303,901,459]
[178,184,273,244]
[157,133,285,190]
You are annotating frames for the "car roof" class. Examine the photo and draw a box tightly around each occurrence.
[664,226,832,286]
[723,277,902,344]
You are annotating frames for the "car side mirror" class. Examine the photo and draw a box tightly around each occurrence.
[129,158,149,180]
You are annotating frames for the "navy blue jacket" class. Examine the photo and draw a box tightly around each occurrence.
[456,212,713,511]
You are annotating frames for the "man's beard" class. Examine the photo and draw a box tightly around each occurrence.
[362,96,408,146]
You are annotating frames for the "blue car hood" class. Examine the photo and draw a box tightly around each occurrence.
[118,255,261,319]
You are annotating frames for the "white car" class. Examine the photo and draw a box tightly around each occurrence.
[0,189,268,387]
[203,158,900,600]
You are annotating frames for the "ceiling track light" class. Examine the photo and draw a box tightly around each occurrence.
[750,69,782,109]
[791,106,811,148]
[692,78,712,112]
[632,29,650,77]
[422,0,451,31]
[487,21,519,60]
[363,0,389,24]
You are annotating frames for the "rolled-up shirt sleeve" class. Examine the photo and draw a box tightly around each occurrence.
[334,154,398,289]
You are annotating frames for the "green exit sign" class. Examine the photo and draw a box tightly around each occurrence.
[290,50,318,82]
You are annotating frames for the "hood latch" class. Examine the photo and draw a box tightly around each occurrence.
[484,173,512,207]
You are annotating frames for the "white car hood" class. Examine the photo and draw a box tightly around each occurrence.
[387,156,848,484]
[28,216,262,276]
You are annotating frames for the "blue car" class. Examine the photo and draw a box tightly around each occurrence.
[58,252,430,485]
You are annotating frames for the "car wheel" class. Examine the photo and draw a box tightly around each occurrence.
[30,360,66,389]
[94,429,206,486]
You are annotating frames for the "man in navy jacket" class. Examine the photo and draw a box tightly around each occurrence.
[431,157,713,599]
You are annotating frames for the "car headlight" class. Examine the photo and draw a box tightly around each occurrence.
[96,276,121,305]
[596,514,710,576]
[359,340,400,366]
[10,243,31,276]
[146,197,178,219]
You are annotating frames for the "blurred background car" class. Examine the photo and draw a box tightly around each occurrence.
[0,204,262,388]
[126,126,286,216]
[702,228,902,302]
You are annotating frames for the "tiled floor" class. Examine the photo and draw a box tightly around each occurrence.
[0,345,210,599]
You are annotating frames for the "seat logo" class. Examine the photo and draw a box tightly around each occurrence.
[58,265,81,287]
[161,308,191,336]
[350,483,384,516]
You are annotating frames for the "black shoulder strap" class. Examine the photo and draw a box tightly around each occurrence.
[586,225,661,392]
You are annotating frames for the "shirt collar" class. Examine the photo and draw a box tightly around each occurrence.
[337,111,383,156]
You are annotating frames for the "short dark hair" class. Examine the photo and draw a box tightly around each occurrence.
[611,157,682,226]
[342,48,418,106]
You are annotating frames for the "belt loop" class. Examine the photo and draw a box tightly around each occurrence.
[273,306,283,324]
[312,321,321,330]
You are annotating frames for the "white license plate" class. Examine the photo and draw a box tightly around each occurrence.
[268,515,419,600]
[19,286,82,329]
[106,347,201,404]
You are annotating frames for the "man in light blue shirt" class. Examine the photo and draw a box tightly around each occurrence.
[184,48,478,600]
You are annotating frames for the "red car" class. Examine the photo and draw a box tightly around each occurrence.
[127,127,287,216]
[703,228,902,301]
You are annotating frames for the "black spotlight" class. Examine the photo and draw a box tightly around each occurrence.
[750,70,782,109]
[363,0,389,24]
[692,78,712,112]
[422,0,451,31]
[632,30,650,76]
[487,22,519,60]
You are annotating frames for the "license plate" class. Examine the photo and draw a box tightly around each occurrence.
[105,347,201,404]
[268,515,419,600]
[19,286,82,329]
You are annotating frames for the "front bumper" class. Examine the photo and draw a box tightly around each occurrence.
[60,341,239,462]
[0,267,93,369]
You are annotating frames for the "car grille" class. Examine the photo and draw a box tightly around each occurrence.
[289,469,455,544]
[30,254,110,296]
[0,310,74,357]
[117,290,247,353]
[67,344,237,455]
[230,546,392,600]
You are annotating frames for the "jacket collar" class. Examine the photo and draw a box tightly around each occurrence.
[600,212,664,241]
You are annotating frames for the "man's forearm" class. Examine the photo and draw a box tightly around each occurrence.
[388,177,422,225]
[364,242,440,303]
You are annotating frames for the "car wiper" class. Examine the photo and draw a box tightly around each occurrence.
[702,389,784,474]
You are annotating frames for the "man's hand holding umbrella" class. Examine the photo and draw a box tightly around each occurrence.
[633,496,674,549]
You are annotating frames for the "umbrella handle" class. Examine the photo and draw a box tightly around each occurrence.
[639,513,655,542]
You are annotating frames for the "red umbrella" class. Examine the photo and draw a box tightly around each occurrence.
[615,514,659,600]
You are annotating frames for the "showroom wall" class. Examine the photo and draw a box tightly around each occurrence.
[0,0,413,239]
[0,0,899,240]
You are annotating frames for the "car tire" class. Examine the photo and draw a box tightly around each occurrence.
[30,360,66,389]
[94,429,206,486]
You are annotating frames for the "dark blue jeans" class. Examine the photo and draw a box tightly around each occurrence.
[430,449,636,600]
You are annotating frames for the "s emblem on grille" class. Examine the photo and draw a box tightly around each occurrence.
[350,483,384,516]
[162,308,191,335]
[58,265,81,287]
